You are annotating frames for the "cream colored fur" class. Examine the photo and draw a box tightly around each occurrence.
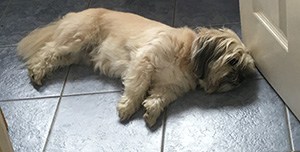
[17,8,254,127]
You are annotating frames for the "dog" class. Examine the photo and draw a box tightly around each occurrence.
[17,8,255,127]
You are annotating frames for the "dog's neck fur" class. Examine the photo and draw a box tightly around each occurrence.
[153,27,199,90]
[173,27,197,72]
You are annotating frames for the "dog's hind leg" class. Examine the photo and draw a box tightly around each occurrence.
[26,35,85,85]
[18,11,98,85]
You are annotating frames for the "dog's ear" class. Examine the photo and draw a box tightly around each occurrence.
[192,35,218,79]
[192,28,228,79]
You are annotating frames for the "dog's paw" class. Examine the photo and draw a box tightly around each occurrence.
[117,102,134,121]
[143,112,157,127]
[142,99,162,127]
[117,97,137,121]
[28,68,43,86]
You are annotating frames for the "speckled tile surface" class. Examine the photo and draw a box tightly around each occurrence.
[164,79,291,152]
[89,0,175,25]
[63,65,123,95]
[0,98,59,152]
[0,0,88,45]
[288,109,300,151]
[45,93,163,152]
[174,0,240,27]
[0,46,67,100]
[0,0,9,18]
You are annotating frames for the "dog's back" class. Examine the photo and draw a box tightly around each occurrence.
[17,8,169,60]
[16,8,174,84]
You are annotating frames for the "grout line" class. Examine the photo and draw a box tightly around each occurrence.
[160,109,168,152]
[60,66,71,96]
[0,95,60,102]
[171,0,177,27]
[87,0,92,8]
[207,22,241,27]
[0,90,122,102]
[42,67,70,152]
[197,22,241,28]
[62,90,122,98]
[0,44,17,48]
[188,22,241,29]
[285,106,295,151]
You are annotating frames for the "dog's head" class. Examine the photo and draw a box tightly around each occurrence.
[191,27,255,93]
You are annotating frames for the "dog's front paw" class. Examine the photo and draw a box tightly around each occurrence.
[117,97,138,121]
[143,112,157,127]
[142,99,162,127]
[117,102,134,121]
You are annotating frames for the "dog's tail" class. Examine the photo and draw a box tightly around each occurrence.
[17,20,61,60]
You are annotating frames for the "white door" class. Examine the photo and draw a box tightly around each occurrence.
[239,0,300,120]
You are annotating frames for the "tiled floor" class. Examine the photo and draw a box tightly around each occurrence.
[0,0,299,151]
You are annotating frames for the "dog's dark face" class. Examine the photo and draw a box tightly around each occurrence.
[191,28,255,93]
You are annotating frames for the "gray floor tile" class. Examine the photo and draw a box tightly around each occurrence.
[194,22,242,42]
[45,93,162,152]
[175,0,240,27]
[63,65,123,95]
[0,0,9,5]
[0,98,59,152]
[210,23,242,38]
[288,109,300,150]
[0,0,9,18]
[0,46,67,100]
[0,0,88,45]
[164,79,291,152]
[89,0,175,26]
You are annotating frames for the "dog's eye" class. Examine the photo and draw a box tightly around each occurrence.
[229,58,239,66]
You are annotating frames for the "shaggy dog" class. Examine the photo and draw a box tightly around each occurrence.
[18,8,255,126]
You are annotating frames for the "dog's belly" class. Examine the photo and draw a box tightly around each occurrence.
[89,36,132,78]
[89,28,169,79]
